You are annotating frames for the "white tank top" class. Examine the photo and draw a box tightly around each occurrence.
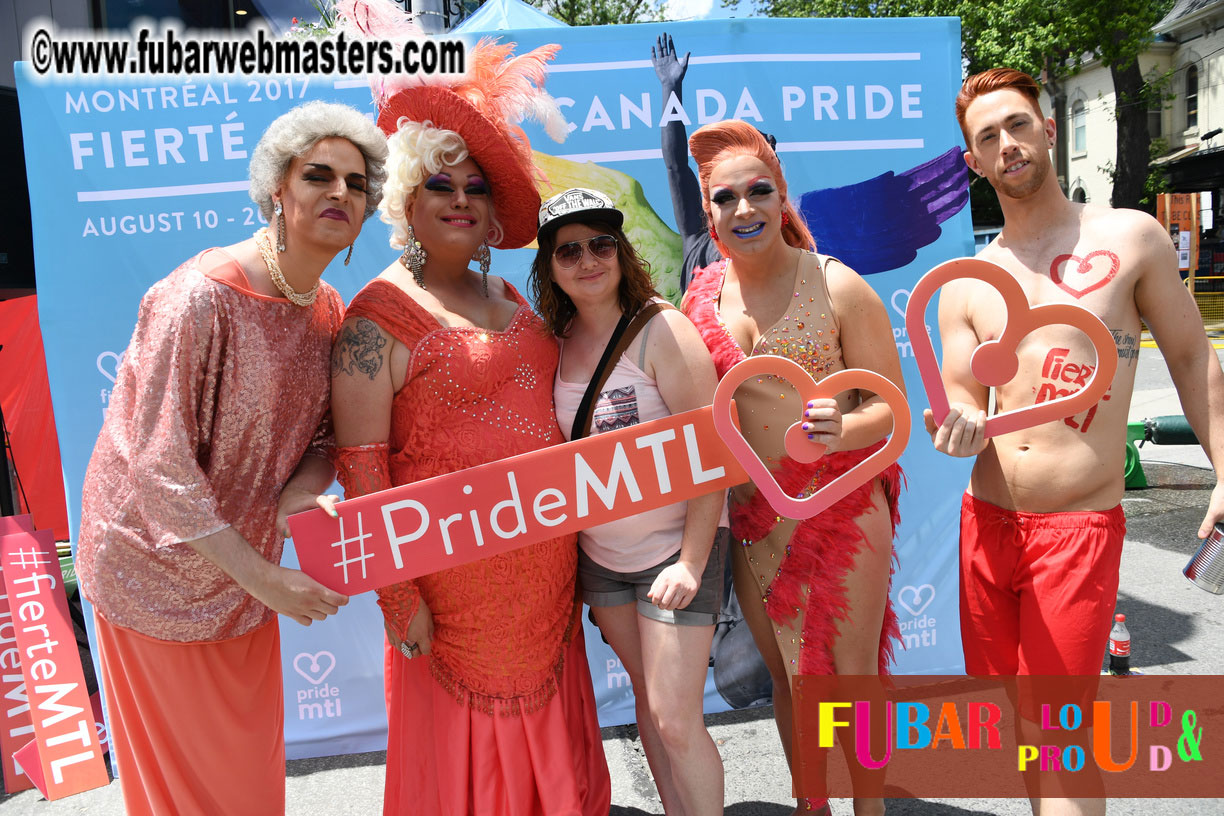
[554,329,687,572]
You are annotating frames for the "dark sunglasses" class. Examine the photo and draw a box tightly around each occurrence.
[553,234,618,269]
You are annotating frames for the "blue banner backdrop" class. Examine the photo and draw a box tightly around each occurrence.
[17,16,972,759]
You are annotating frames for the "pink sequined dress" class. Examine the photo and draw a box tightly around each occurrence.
[337,278,610,816]
[78,248,343,642]
[76,248,343,815]
[682,256,903,680]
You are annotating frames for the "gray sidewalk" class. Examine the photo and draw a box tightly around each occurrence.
[1,347,1220,815]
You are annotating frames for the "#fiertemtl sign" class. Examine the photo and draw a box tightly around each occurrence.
[0,529,107,799]
[0,514,36,793]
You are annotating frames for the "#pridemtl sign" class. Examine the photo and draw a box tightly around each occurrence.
[290,273,1114,596]
[288,360,914,595]
[290,405,750,595]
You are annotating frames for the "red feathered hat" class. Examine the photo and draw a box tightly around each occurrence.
[376,39,567,249]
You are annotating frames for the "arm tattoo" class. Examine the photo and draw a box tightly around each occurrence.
[332,318,387,380]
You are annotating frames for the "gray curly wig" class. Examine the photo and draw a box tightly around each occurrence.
[249,101,389,222]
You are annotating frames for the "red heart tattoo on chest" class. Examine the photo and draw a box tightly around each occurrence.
[1049,250,1119,298]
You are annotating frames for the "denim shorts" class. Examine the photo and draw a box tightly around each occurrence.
[578,527,728,626]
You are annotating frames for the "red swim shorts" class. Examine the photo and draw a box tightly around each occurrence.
[959,492,1126,676]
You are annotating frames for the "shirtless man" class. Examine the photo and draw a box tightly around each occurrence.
[927,68,1224,813]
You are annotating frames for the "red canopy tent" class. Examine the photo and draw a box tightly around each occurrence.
[0,296,70,541]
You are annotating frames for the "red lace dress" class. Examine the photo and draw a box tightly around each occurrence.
[683,257,903,680]
[336,279,610,816]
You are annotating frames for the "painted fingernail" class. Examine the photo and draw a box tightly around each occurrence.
[802,422,811,431]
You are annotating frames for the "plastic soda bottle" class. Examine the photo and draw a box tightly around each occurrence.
[1108,613,1131,676]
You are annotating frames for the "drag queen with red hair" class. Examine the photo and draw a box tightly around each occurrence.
[682,119,905,816]
[329,39,610,815]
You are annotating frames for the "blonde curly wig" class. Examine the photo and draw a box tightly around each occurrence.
[379,120,505,249]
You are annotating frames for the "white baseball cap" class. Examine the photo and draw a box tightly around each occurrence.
[537,188,624,238]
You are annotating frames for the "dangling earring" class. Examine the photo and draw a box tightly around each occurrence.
[344,243,354,266]
[399,224,427,289]
[781,211,791,228]
[474,242,491,298]
[274,200,286,253]
[709,226,719,242]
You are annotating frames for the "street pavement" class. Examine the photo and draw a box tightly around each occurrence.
[1,346,1220,815]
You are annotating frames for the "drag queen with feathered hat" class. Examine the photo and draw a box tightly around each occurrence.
[328,16,612,813]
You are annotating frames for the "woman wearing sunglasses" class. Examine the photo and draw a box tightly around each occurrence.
[530,188,727,816]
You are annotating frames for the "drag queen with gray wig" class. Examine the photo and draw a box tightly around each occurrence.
[77,100,387,815]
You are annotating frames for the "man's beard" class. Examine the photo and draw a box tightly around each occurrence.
[992,154,1049,201]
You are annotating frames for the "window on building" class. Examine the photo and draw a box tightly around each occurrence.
[1149,93,1163,138]
[1187,65,1199,130]
[1072,100,1087,153]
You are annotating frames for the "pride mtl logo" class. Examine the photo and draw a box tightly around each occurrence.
[897,584,937,650]
[605,656,631,691]
[293,651,342,720]
[889,288,927,359]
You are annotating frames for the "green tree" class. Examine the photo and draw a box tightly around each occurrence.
[758,0,1173,213]
[529,0,666,25]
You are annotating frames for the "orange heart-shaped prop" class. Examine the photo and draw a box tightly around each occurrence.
[711,356,910,520]
[905,257,1117,437]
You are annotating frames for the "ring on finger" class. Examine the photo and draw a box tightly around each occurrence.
[398,641,421,659]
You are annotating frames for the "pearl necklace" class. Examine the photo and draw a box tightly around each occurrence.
[254,228,319,307]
